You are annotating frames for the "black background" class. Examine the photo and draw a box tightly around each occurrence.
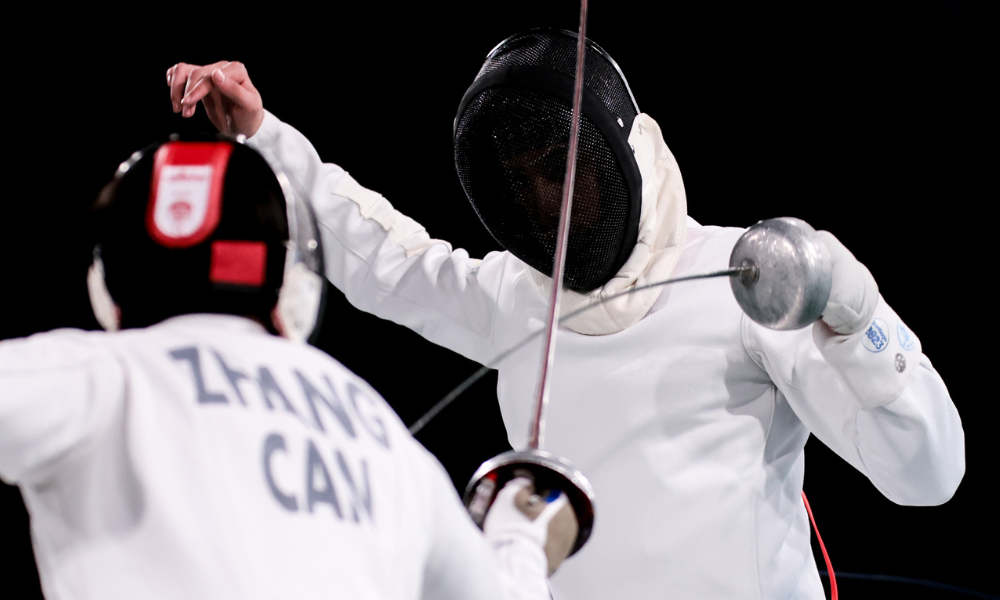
[2,2,993,598]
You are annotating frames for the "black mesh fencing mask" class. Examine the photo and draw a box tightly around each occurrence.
[454,29,642,292]
[89,135,326,343]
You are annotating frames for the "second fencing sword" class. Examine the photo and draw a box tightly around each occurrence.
[462,0,600,557]
[412,215,834,436]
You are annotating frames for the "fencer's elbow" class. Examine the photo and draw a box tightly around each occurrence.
[881,453,966,507]
[914,429,967,506]
[937,469,966,505]
[861,389,967,506]
[923,456,966,506]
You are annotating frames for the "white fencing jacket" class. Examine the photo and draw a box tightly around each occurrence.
[0,315,551,600]
[247,112,965,600]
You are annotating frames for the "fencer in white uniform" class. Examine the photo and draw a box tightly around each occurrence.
[0,136,575,600]
[169,36,965,600]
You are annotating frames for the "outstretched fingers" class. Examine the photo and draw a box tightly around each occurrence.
[178,61,231,117]
[166,60,264,136]
[167,62,201,113]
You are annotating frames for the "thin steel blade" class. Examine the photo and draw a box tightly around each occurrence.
[528,0,590,451]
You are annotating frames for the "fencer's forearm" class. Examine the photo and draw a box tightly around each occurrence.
[799,362,965,506]
[422,528,552,600]
[247,112,501,364]
[812,295,965,503]
[853,361,965,505]
[792,351,964,505]
[245,112,344,209]
[490,538,552,600]
[746,315,964,505]
[812,296,922,410]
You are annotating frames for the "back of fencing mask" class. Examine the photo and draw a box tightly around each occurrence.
[454,28,642,292]
[88,135,325,342]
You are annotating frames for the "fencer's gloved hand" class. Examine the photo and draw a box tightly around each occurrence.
[817,230,878,335]
[484,477,579,576]
[812,231,923,409]
[166,61,265,137]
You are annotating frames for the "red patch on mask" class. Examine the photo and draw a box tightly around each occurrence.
[209,240,268,287]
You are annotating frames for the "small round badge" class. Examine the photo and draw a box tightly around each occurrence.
[862,318,890,353]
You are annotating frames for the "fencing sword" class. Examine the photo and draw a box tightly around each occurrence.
[462,0,599,557]
[423,223,831,389]
[412,215,834,436]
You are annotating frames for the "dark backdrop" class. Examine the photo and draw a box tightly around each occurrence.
[3,3,992,598]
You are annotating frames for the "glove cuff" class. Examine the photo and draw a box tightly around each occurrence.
[812,295,922,409]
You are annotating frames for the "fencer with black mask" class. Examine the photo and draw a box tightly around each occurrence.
[170,30,964,599]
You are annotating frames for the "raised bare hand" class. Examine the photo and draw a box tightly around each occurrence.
[165,61,264,137]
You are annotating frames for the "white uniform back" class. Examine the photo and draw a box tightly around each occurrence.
[0,314,515,600]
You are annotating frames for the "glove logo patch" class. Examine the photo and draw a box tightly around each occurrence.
[897,324,916,351]
[862,318,889,353]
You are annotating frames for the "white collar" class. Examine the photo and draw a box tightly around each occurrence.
[525,114,689,335]
[153,313,270,335]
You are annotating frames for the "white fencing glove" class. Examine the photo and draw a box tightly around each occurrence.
[817,230,878,335]
[485,477,578,577]
[813,231,922,408]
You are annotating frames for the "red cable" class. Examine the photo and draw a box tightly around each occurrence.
[802,491,838,600]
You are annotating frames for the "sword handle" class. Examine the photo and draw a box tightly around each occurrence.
[464,449,596,557]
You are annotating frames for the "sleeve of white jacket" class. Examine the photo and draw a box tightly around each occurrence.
[743,297,965,506]
[0,330,124,485]
[247,112,505,366]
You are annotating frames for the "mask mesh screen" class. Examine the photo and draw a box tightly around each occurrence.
[455,88,631,291]
[455,30,639,292]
